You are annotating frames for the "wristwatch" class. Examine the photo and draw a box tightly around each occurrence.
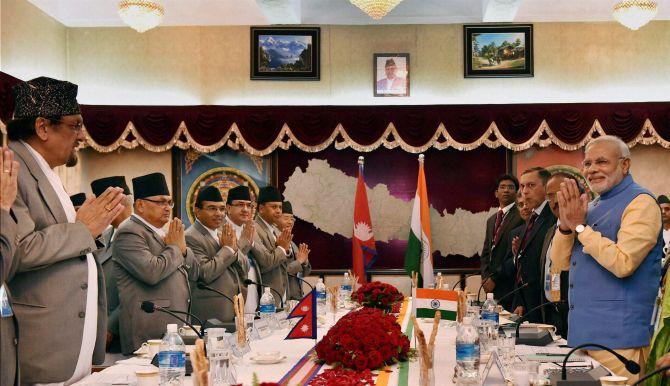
[575,224,587,234]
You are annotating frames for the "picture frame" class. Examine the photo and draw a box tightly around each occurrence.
[374,53,410,97]
[251,26,320,81]
[463,24,533,78]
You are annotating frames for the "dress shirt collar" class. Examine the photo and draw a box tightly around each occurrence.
[226,216,244,239]
[197,219,219,241]
[500,202,515,214]
[132,213,166,238]
[534,200,548,217]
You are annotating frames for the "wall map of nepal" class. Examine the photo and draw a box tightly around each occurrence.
[279,147,505,270]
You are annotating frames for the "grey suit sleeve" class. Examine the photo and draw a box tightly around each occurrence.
[112,231,184,285]
[186,234,236,284]
[250,233,288,274]
[12,194,97,273]
[108,307,120,335]
[1,209,18,283]
[183,247,199,281]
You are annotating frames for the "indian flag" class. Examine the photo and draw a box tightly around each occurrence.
[403,154,434,288]
[413,288,459,320]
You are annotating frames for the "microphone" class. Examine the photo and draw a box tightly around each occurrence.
[476,273,495,303]
[497,282,529,303]
[452,273,480,290]
[140,301,205,339]
[243,279,285,310]
[560,343,640,381]
[515,300,565,338]
[288,273,314,291]
[631,364,670,385]
[196,282,235,304]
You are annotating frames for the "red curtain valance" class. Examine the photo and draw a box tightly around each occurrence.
[2,71,669,154]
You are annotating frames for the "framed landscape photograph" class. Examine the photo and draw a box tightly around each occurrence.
[374,53,410,97]
[464,24,533,78]
[251,26,320,80]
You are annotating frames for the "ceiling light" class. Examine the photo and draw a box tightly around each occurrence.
[349,0,404,20]
[613,0,658,30]
[118,0,165,33]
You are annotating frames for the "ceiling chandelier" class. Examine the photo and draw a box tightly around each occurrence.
[612,0,658,30]
[349,0,404,20]
[118,0,165,33]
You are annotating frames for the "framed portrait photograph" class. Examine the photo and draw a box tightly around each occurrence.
[251,26,320,81]
[374,53,410,97]
[464,24,533,78]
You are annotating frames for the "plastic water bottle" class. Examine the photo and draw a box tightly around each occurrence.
[481,293,499,327]
[259,287,277,320]
[456,317,480,384]
[158,323,186,386]
[340,272,352,306]
[316,278,327,316]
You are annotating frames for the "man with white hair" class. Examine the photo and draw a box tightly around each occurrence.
[551,135,663,381]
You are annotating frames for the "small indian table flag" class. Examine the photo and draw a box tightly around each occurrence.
[412,287,459,321]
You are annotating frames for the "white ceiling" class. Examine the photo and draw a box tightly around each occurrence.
[27,0,670,27]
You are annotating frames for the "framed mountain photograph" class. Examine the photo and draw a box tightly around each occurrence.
[464,24,533,78]
[251,26,320,80]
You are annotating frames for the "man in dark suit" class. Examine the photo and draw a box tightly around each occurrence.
[480,174,524,311]
[91,176,133,353]
[511,167,557,323]
[539,172,576,337]
[186,185,249,323]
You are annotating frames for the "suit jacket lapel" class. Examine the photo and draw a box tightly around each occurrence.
[524,205,552,248]
[130,216,166,247]
[10,141,68,224]
[194,221,218,251]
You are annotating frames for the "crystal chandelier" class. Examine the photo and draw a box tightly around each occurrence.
[349,0,404,20]
[118,0,165,33]
[613,0,658,30]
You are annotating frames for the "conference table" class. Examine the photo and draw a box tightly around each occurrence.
[74,298,600,386]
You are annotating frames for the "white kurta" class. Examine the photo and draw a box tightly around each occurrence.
[23,142,98,386]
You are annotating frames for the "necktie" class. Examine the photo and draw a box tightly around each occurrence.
[492,209,504,245]
[515,212,538,284]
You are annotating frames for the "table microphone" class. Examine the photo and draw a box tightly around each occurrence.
[560,343,640,382]
[243,279,285,310]
[140,301,205,338]
[631,364,670,385]
[288,273,314,291]
[514,300,565,346]
[196,282,235,304]
[452,273,489,290]
[476,273,495,303]
[496,282,529,303]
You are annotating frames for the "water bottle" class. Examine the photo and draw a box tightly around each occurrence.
[316,278,327,316]
[456,317,480,384]
[158,323,186,386]
[480,293,499,327]
[259,287,277,320]
[340,272,352,307]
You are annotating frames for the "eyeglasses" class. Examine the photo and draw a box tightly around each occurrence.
[203,206,226,213]
[497,184,517,191]
[581,156,626,170]
[53,119,84,132]
[141,198,174,208]
[229,202,253,209]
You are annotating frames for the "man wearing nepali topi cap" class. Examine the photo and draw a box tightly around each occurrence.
[5,76,127,384]
[186,185,250,323]
[91,176,133,353]
[113,172,199,355]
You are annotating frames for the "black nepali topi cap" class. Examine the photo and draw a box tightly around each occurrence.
[257,186,283,205]
[132,173,170,200]
[658,195,670,205]
[196,185,224,207]
[282,201,293,215]
[226,185,251,204]
[12,77,81,119]
[91,176,131,197]
[70,193,87,207]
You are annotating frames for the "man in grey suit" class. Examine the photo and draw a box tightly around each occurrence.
[6,77,126,384]
[275,201,312,300]
[91,176,133,353]
[1,147,20,386]
[113,172,198,355]
[251,186,293,308]
[187,185,250,323]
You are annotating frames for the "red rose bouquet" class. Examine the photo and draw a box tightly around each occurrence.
[351,281,404,310]
[315,308,410,370]
[308,368,374,385]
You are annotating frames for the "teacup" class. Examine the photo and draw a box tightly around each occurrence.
[179,325,201,336]
[135,369,158,386]
[140,339,161,358]
[599,375,628,385]
[255,351,281,360]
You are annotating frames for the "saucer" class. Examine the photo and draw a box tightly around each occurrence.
[249,355,286,364]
